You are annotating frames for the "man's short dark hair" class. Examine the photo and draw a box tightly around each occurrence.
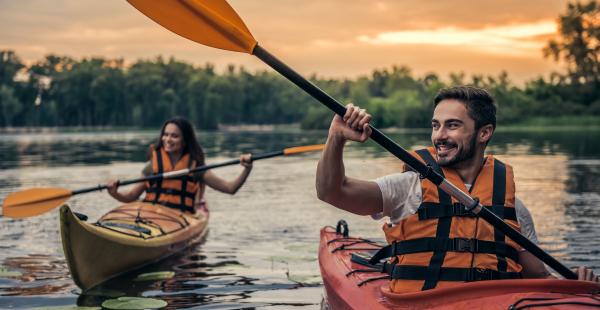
[433,86,496,130]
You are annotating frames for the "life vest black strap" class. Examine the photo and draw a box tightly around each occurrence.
[417,202,517,221]
[368,237,519,264]
[180,156,192,207]
[152,147,164,204]
[492,159,509,272]
[385,265,521,282]
[145,187,196,199]
[415,148,453,290]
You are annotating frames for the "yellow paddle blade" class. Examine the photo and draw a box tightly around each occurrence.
[127,0,257,54]
[2,188,72,218]
[283,144,326,155]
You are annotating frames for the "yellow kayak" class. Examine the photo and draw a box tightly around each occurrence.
[59,201,209,290]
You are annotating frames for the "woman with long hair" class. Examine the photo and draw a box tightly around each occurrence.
[106,117,252,213]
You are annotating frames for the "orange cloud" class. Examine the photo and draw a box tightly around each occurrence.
[358,21,556,56]
[0,0,569,84]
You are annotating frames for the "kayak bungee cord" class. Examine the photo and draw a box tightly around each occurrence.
[95,206,190,239]
[325,226,391,287]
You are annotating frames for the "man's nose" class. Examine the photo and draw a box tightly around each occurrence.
[432,127,448,141]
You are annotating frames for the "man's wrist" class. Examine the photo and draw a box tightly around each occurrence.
[328,130,347,145]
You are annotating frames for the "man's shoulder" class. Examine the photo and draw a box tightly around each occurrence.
[374,171,420,184]
[374,171,421,195]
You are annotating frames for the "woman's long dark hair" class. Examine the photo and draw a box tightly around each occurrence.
[153,117,205,166]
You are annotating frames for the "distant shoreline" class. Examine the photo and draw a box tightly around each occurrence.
[1,116,599,134]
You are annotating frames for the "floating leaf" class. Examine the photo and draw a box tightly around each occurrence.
[102,297,167,309]
[0,266,22,278]
[134,271,175,282]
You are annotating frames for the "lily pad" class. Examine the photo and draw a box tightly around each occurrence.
[102,297,167,309]
[0,266,22,278]
[134,271,175,282]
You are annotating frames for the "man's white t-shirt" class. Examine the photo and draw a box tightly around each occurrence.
[373,171,539,244]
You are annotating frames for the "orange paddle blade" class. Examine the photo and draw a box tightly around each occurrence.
[283,144,325,155]
[127,0,257,54]
[2,188,72,218]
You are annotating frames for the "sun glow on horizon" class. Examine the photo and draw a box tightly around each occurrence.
[358,20,557,56]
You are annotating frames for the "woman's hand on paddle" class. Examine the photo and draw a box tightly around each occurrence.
[106,179,120,197]
[573,266,599,282]
[240,154,253,169]
[329,103,372,143]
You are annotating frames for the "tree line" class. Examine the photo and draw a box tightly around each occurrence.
[0,1,598,129]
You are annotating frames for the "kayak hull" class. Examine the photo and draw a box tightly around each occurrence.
[319,225,600,309]
[60,202,208,290]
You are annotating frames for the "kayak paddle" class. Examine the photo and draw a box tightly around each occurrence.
[124,0,578,279]
[2,144,324,219]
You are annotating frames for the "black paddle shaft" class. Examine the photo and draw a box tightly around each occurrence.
[252,44,577,280]
[72,150,284,195]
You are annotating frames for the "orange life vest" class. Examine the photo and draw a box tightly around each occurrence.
[144,146,199,213]
[380,147,522,293]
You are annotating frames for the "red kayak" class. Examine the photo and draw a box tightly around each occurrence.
[319,221,600,309]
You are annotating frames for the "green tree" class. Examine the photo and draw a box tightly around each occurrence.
[125,58,168,126]
[0,85,22,126]
[0,50,24,86]
[543,1,599,109]
[544,1,600,85]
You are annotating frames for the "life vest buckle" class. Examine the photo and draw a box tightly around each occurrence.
[419,164,434,180]
[454,238,478,252]
[468,268,494,281]
[453,203,476,217]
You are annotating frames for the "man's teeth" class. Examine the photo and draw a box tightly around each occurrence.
[437,145,455,151]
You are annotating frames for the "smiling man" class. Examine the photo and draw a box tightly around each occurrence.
[315,85,598,293]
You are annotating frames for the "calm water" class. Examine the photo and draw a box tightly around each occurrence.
[0,128,599,309]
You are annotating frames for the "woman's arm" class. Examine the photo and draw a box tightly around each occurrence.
[107,179,146,203]
[202,154,253,194]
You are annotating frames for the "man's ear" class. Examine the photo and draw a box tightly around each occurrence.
[479,124,494,144]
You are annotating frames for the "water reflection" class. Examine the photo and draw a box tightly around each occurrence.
[0,130,330,170]
[0,128,598,308]
[506,155,572,259]
[72,240,315,309]
[0,255,72,297]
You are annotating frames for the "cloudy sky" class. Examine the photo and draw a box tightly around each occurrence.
[0,0,570,84]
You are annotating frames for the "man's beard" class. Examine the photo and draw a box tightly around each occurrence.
[436,133,477,167]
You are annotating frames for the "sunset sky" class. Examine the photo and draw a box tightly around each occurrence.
[0,0,570,84]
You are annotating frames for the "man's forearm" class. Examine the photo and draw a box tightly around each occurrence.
[316,133,346,204]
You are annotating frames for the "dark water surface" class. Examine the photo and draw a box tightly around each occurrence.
[0,128,599,309]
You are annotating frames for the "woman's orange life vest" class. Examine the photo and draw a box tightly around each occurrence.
[381,147,523,293]
[144,146,200,213]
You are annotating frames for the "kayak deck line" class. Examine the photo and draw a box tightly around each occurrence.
[60,202,209,290]
[94,206,193,240]
[319,221,600,309]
